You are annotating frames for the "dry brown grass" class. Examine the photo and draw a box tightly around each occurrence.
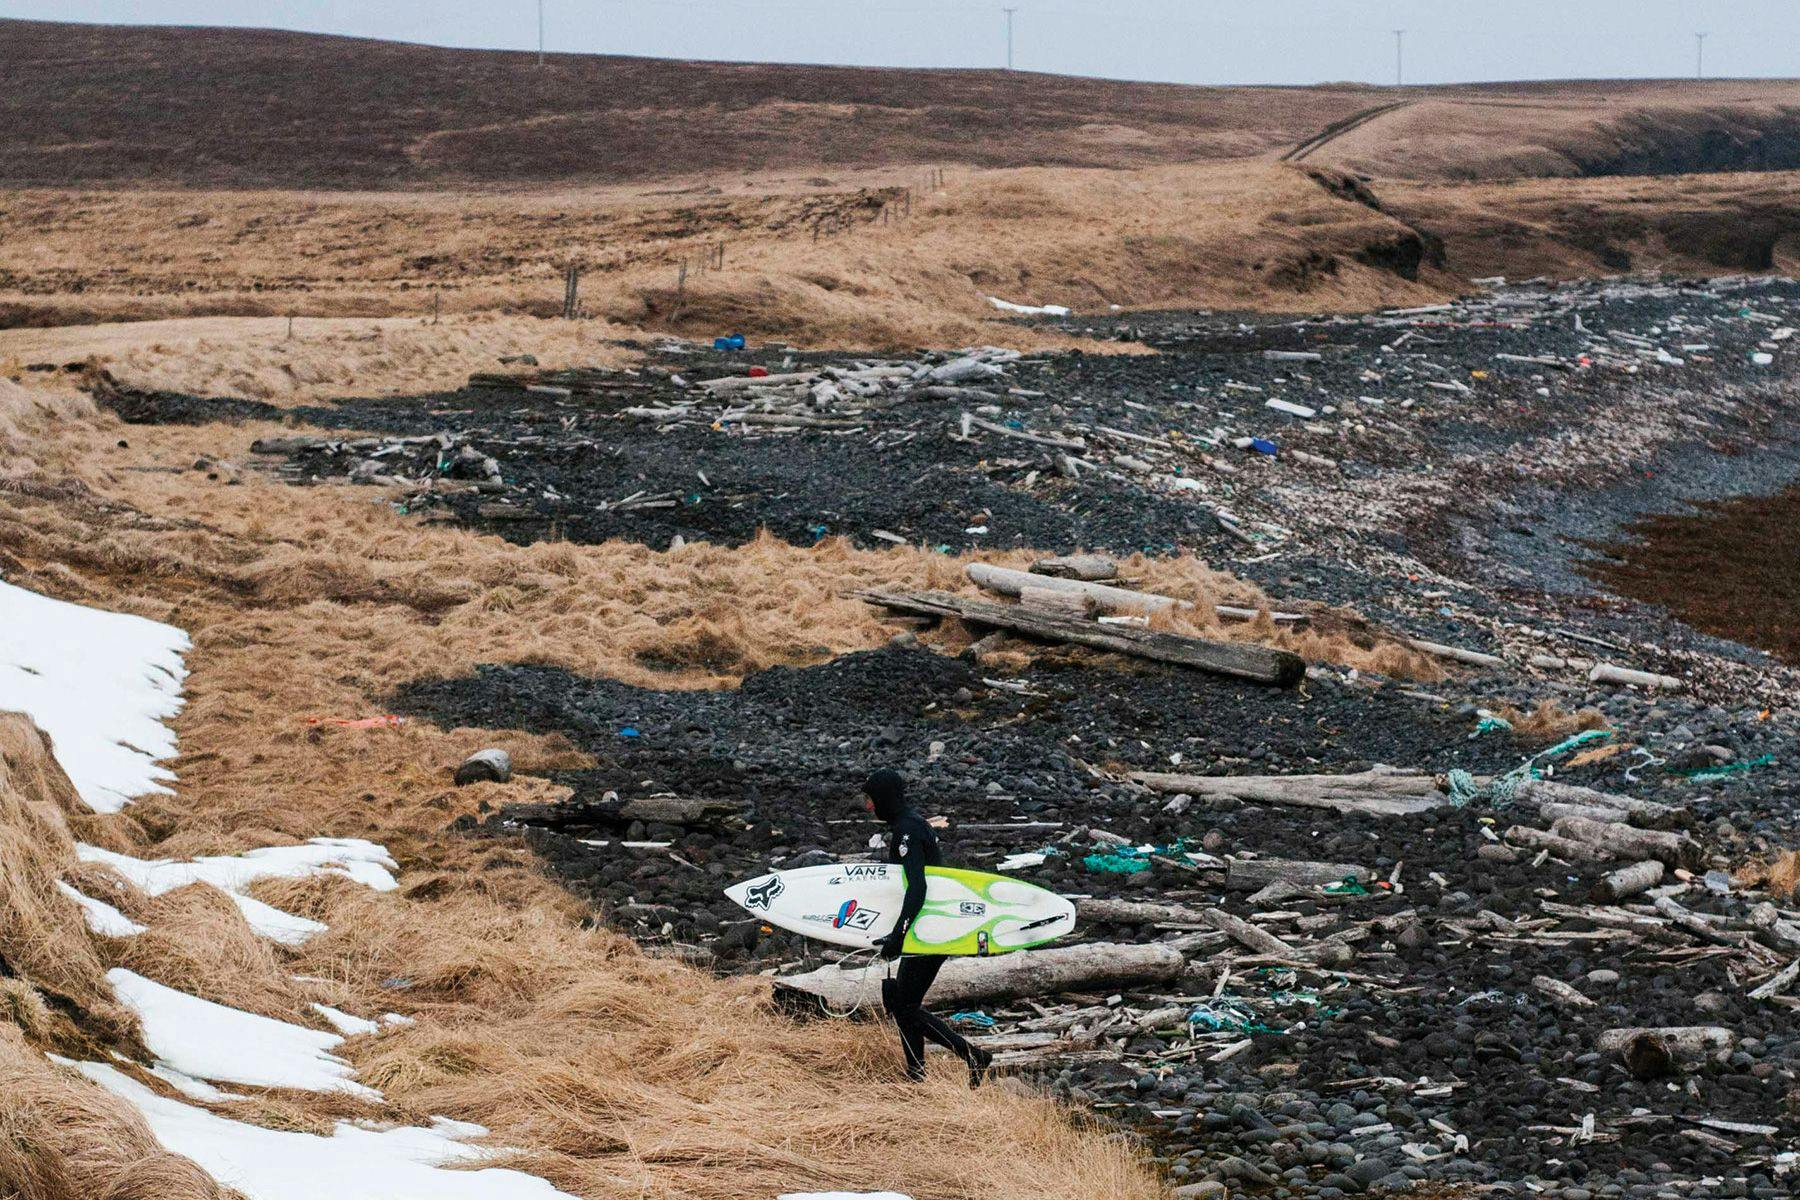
[2,314,642,407]
[0,161,1451,397]
[0,1025,228,1200]
[0,379,1174,1197]
[1737,850,1800,901]
[1301,87,1800,181]
[110,884,301,1022]
[1489,700,1611,744]
[1771,852,1800,900]
[303,887,1152,1200]
[0,713,142,1055]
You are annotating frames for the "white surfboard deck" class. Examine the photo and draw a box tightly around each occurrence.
[724,862,1076,956]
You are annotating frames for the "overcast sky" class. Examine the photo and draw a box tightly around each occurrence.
[4,1,1795,86]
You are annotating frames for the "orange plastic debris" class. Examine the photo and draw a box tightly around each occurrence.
[306,715,405,729]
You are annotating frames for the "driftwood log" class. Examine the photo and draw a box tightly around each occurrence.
[1749,959,1800,1001]
[1550,815,1702,870]
[859,590,1305,686]
[1077,898,1212,926]
[1131,767,1446,817]
[1598,1026,1735,1052]
[1504,826,1616,864]
[1408,639,1505,669]
[1509,779,1679,827]
[1225,857,1370,892]
[1532,975,1597,1010]
[960,412,1087,452]
[1030,554,1119,581]
[1202,909,1296,956]
[774,942,1185,1008]
[501,794,744,830]
[1589,663,1684,691]
[971,562,1181,615]
[454,748,512,786]
[1589,860,1665,902]
[1598,1025,1735,1078]
[1017,586,1099,620]
[968,562,1306,625]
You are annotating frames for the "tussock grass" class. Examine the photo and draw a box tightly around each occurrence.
[1738,850,1799,900]
[111,884,299,1022]
[0,713,141,1053]
[1489,700,1611,744]
[0,1025,228,1200]
[306,891,1152,1200]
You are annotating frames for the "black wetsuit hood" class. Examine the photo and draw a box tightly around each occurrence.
[863,768,907,822]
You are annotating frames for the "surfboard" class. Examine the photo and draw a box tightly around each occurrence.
[724,862,1076,956]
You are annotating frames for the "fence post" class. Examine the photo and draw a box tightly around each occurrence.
[563,264,583,320]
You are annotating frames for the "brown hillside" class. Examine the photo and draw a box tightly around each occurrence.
[10,19,1800,190]
[1298,88,1800,180]
[0,19,1373,188]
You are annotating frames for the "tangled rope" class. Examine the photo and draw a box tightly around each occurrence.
[1447,729,1614,809]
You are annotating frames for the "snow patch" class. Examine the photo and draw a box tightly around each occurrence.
[78,838,399,895]
[107,969,379,1099]
[75,1062,576,1200]
[312,1004,381,1038]
[56,881,146,937]
[0,580,189,812]
[229,891,330,946]
[988,296,1070,317]
[76,837,397,945]
[147,1062,241,1104]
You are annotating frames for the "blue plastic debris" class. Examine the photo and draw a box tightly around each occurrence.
[1250,437,1279,457]
[949,1011,997,1028]
[713,334,746,351]
[619,727,642,739]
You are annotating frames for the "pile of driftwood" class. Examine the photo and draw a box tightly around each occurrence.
[861,554,1309,687]
[611,348,1028,433]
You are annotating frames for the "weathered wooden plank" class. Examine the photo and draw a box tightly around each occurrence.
[860,589,1305,686]
[1132,768,1446,816]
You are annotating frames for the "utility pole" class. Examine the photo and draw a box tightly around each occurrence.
[538,0,546,67]
[1393,29,1405,87]
[1695,31,1708,80]
[1004,7,1018,71]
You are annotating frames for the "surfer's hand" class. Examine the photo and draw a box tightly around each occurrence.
[877,930,906,960]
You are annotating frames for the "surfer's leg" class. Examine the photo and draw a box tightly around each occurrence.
[908,958,993,1085]
[905,957,982,1061]
[889,957,935,1079]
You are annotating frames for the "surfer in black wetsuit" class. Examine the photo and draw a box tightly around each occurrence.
[862,768,995,1086]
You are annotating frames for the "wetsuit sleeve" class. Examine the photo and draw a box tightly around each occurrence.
[893,821,929,937]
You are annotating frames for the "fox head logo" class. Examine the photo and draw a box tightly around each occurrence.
[745,875,785,910]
